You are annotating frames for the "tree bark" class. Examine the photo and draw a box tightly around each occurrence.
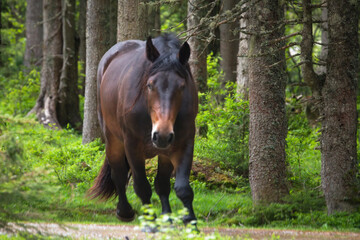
[117,0,148,42]
[187,0,207,94]
[109,0,117,46]
[315,0,328,76]
[248,0,288,204]
[24,0,43,68]
[300,0,324,127]
[187,0,208,136]
[236,3,249,99]
[321,0,359,214]
[219,0,239,85]
[58,0,82,130]
[148,0,161,37]
[82,0,108,143]
[78,0,86,96]
[300,0,324,96]
[32,0,62,128]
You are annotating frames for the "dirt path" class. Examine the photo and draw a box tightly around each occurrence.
[1,222,360,240]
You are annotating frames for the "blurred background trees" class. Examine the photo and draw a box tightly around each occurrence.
[0,0,359,216]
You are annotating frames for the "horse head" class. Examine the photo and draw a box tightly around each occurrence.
[145,37,191,149]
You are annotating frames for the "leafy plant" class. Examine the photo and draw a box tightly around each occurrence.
[196,53,249,175]
[285,97,322,189]
[43,138,105,186]
[138,205,239,240]
[0,69,40,116]
[160,1,187,35]
[0,135,25,183]
[0,0,26,78]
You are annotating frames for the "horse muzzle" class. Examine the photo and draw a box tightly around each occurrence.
[152,131,175,149]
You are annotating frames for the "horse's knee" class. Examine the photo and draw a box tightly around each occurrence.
[174,182,196,224]
[155,176,170,195]
[134,179,152,204]
[174,182,194,203]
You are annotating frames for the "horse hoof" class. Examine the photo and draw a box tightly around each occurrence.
[116,210,135,222]
[182,215,196,225]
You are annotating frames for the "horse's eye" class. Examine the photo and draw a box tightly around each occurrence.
[147,84,153,91]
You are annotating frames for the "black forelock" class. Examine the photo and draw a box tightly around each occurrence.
[152,33,181,54]
[149,53,189,79]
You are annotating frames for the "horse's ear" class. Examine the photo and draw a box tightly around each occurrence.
[178,41,190,65]
[146,36,160,62]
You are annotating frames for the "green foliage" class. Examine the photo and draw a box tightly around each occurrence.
[0,135,24,182]
[0,0,358,236]
[0,115,119,225]
[285,98,322,189]
[196,53,249,175]
[0,69,40,116]
[44,139,104,186]
[0,0,39,117]
[1,115,360,234]
[160,1,187,35]
[138,205,241,240]
[0,0,26,77]
[0,115,104,187]
[228,190,360,230]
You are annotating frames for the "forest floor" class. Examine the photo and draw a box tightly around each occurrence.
[1,222,360,240]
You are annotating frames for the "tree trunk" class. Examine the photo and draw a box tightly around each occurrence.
[301,0,324,127]
[32,0,62,128]
[117,0,148,42]
[306,1,327,126]
[321,0,359,214]
[187,0,207,94]
[248,0,288,204]
[58,0,82,130]
[109,0,117,46]
[24,0,43,68]
[148,0,161,37]
[78,0,86,96]
[187,0,208,136]
[219,0,239,85]
[316,0,328,76]
[82,0,108,144]
[306,1,328,127]
[236,4,249,99]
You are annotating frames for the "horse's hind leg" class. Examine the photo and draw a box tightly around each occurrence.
[106,133,135,221]
[155,155,174,214]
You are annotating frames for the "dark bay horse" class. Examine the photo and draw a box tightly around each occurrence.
[88,34,198,224]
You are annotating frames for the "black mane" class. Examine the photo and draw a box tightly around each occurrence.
[149,34,190,79]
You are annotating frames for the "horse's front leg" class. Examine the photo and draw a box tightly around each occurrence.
[155,155,174,214]
[171,141,196,224]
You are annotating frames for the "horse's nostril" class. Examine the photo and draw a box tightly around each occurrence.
[168,133,174,144]
[152,132,159,142]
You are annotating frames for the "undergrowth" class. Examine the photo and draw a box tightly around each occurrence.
[1,113,360,233]
[0,54,359,234]
[195,53,249,176]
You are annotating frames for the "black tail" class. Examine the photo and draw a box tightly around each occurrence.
[87,158,117,200]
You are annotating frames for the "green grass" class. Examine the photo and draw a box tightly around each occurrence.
[0,114,247,227]
[1,114,360,236]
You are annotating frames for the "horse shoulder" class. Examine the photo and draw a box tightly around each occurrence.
[98,40,143,82]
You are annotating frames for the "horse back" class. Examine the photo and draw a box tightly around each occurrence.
[97,40,144,134]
